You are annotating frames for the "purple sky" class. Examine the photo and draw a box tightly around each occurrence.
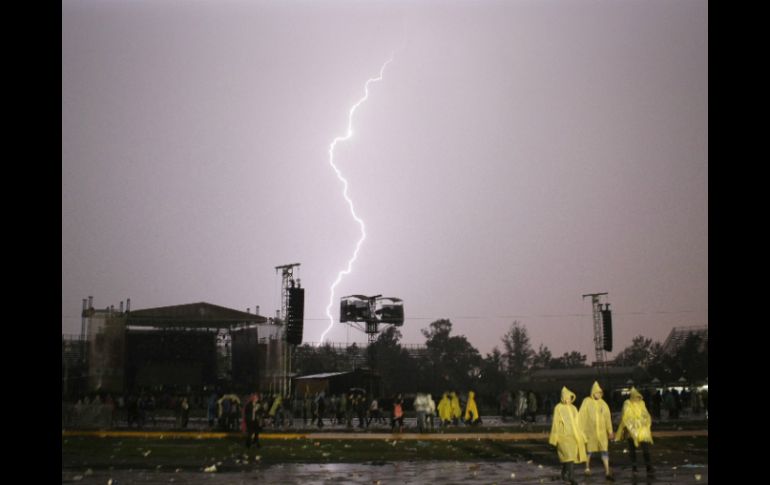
[62,0,708,362]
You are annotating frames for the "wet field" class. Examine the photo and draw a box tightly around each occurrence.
[62,459,707,484]
[62,428,707,484]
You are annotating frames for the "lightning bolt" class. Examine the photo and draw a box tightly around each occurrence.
[319,54,394,346]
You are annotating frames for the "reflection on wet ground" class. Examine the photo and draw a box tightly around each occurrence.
[62,460,708,484]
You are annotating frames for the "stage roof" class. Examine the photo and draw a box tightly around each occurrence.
[126,302,267,328]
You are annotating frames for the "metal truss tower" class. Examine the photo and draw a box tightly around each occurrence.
[274,263,300,397]
[364,295,381,345]
[275,263,301,322]
[582,292,609,365]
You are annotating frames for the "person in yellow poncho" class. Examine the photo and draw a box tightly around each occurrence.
[549,386,587,485]
[268,394,283,427]
[437,392,452,427]
[615,387,654,475]
[578,381,615,480]
[217,393,241,431]
[449,392,462,425]
[463,390,480,425]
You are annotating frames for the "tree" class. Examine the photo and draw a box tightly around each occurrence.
[368,326,419,395]
[614,335,657,367]
[292,342,343,375]
[367,325,403,370]
[531,344,553,370]
[422,319,453,349]
[476,347,507,410]
[345,343,363,369]
[549,351,588,369]
[660,332,708,383]
[501,321,534,383]
[421,319,482,394]
[613,334,669,381]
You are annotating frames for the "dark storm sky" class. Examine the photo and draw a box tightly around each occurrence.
[62,0,708,362]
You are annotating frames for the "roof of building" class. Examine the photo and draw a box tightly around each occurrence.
[126,302,267,328]
[294,372,351,380]
[662,325,708,354]
[524,366,651,393]
[529,366,645,380]
[294,369,378,380]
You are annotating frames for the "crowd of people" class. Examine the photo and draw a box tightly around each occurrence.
[231,382,705,484]
[235,382,673,484]
[62,383,707,431]
[63,382,706,483]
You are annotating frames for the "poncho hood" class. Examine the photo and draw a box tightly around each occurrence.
[561,386,576,404]
[591,381,603,399]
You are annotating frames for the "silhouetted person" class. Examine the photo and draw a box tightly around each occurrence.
[391,394,404,432]
[243,393,262,449]
[180,397,189,429]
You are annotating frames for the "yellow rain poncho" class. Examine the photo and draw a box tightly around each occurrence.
[217,393,241,417]
[437,393,452,422]
[464,391,479,422]
[269,395,283,417]
[450,392,462,420]
[578,381,614,452]
[549,386,587,463]
[615,387,653,447]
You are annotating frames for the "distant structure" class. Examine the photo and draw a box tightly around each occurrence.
[339,294,404,344]
[525,366,649,397]
[582,292,612,365]
[293,369,381,398]
[66,297,295,396]
[274,263,304,397]
[332,294,404,397]
[661,325,708,355]
[292,341,426,379]
[299,341,427,360]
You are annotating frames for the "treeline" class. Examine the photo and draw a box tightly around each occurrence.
[291,320,707,409]
[612,333,708,384]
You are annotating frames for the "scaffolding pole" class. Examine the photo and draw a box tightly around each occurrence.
[582,292,609,366]
[275,263,300,397]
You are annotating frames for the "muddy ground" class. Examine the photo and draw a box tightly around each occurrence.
[62,431,707,484]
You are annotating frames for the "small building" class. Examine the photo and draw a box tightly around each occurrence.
[524,366,650,399]
[293,369,381,398]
